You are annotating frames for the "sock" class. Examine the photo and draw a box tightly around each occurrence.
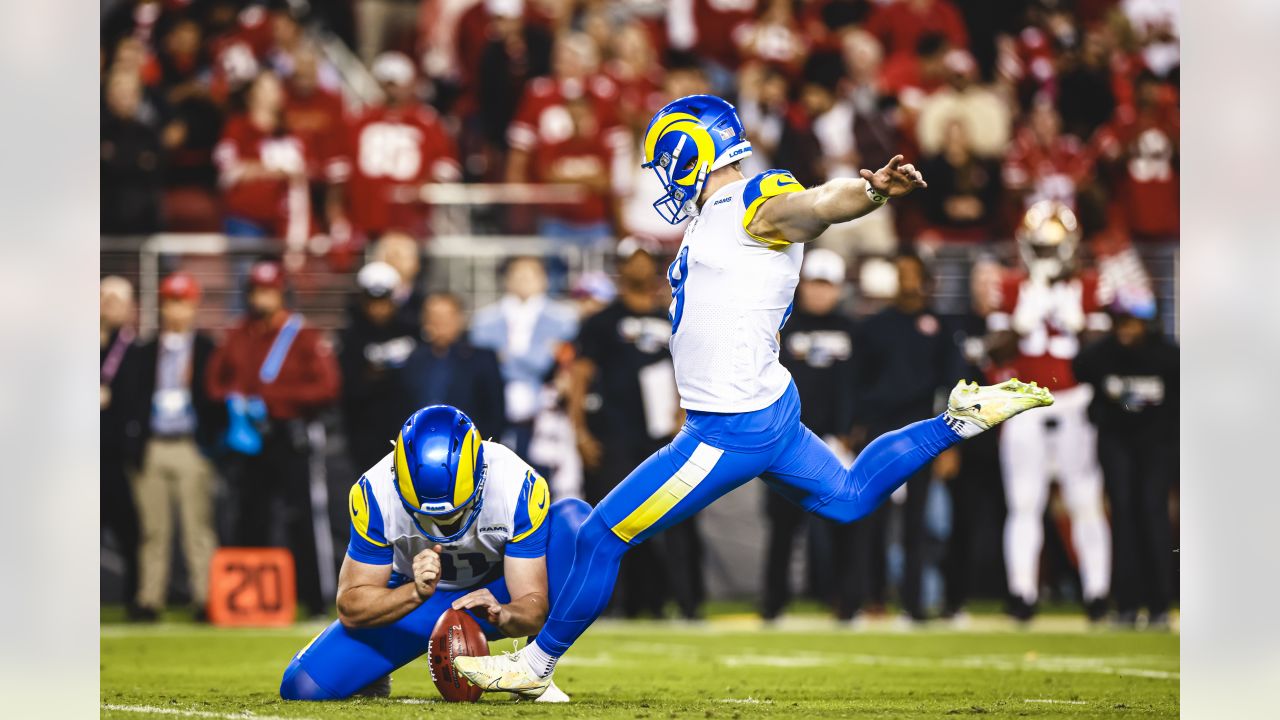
[522,639,558,679]
[942,409,984,439]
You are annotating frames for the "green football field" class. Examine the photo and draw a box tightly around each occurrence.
[101,612,1178,719]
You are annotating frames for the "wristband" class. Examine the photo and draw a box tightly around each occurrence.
[864,180,888,205]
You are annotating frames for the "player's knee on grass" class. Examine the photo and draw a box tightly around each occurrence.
[280,661,340,701]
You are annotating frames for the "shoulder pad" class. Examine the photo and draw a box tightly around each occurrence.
[511,471,550,543]
[742,169,804,246]
[349,476,389,547]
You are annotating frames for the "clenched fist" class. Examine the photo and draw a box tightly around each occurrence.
[412,545,444,601]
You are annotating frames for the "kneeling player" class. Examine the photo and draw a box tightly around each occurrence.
[279,405,586,702]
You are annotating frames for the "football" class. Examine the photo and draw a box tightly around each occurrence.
[428,607,488,702]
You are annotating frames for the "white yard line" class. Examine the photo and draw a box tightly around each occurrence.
[101,704,318,720]
[718,652,1178,680]
[1025,699,1089,705]
[718,698,774,704]
[557,654,618,667]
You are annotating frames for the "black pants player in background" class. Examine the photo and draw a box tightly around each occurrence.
[849,254,966,622]
[764,249,858,620]
[570,237,703,619]
[1074,302,1179,627]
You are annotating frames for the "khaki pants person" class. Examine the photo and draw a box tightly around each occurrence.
[354,0,421,65]
[131,437,217,611]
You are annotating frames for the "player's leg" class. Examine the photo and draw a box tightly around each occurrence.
[456,426,775,695]
[898,468,932,621]
[535,433,768,655]
[1054,389,1111,614]
[763,417,960,525]
[545,497,592,606]
[1000,410,1050,609]
[761,491,805,619]
[1136,441,1174,621]
[764,380,1052,525]
[279,581,508,700]
[1099,431,1139,620]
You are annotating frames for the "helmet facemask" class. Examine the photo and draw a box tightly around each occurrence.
[1018,201,1081,282]
[643,133,710,225]
[393,417,487,545]
[407,491,483,544]
[641,95,753,225]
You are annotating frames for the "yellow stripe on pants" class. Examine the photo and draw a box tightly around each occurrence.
[610,442,724,543]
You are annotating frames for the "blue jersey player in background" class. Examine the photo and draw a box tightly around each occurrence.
[455,95,1056,697]
[279,404,586,702]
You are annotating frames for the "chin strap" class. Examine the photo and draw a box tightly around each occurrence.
[683,161,710,218]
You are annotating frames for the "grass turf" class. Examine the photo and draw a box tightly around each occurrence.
[101,616,1177,719]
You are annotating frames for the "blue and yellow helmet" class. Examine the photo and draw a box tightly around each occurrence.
[641,94,752,225]
[393,405,486,544]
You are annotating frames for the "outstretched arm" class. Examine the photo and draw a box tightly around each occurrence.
[747,155,927,245]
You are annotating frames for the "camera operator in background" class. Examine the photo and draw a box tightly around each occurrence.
[205,260,341,618]
[764,249,857,621]
[124,272,223,622]
[1074,293,1178,629]
[339,262,418,473]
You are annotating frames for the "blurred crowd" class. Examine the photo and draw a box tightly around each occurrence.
[102,0,1178,261]
[101,0,1179,627]
[102,226,1178,627]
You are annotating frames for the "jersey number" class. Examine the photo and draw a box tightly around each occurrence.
[358,123,423,181]
[439,552,491,582]
[667,246,690,335]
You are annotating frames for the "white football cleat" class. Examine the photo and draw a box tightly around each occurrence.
[945,378,1053,436]
[532,680,570,703]
[453,648,550,699]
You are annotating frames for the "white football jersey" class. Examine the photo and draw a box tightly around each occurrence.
[667,169,806,413]
[346,440,551,591]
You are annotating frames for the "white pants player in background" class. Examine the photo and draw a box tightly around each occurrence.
[982,200,1115,622]
[999,384,1110,620]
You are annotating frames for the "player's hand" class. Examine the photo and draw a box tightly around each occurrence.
[577,429,604,471]
[452,588,508,628]
[860,155,926,198]
[412,545,444,601]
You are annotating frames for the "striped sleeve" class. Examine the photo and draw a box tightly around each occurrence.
[741,169,805,248]
[506,471,550,558]
[346,476,392,565]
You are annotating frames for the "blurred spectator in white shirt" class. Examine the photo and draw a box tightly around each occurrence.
[470,257,579,458]
[916,49,1010,160]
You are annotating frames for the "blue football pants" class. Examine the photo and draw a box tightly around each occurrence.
[279,498,591,700]
[535,381,961,656]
